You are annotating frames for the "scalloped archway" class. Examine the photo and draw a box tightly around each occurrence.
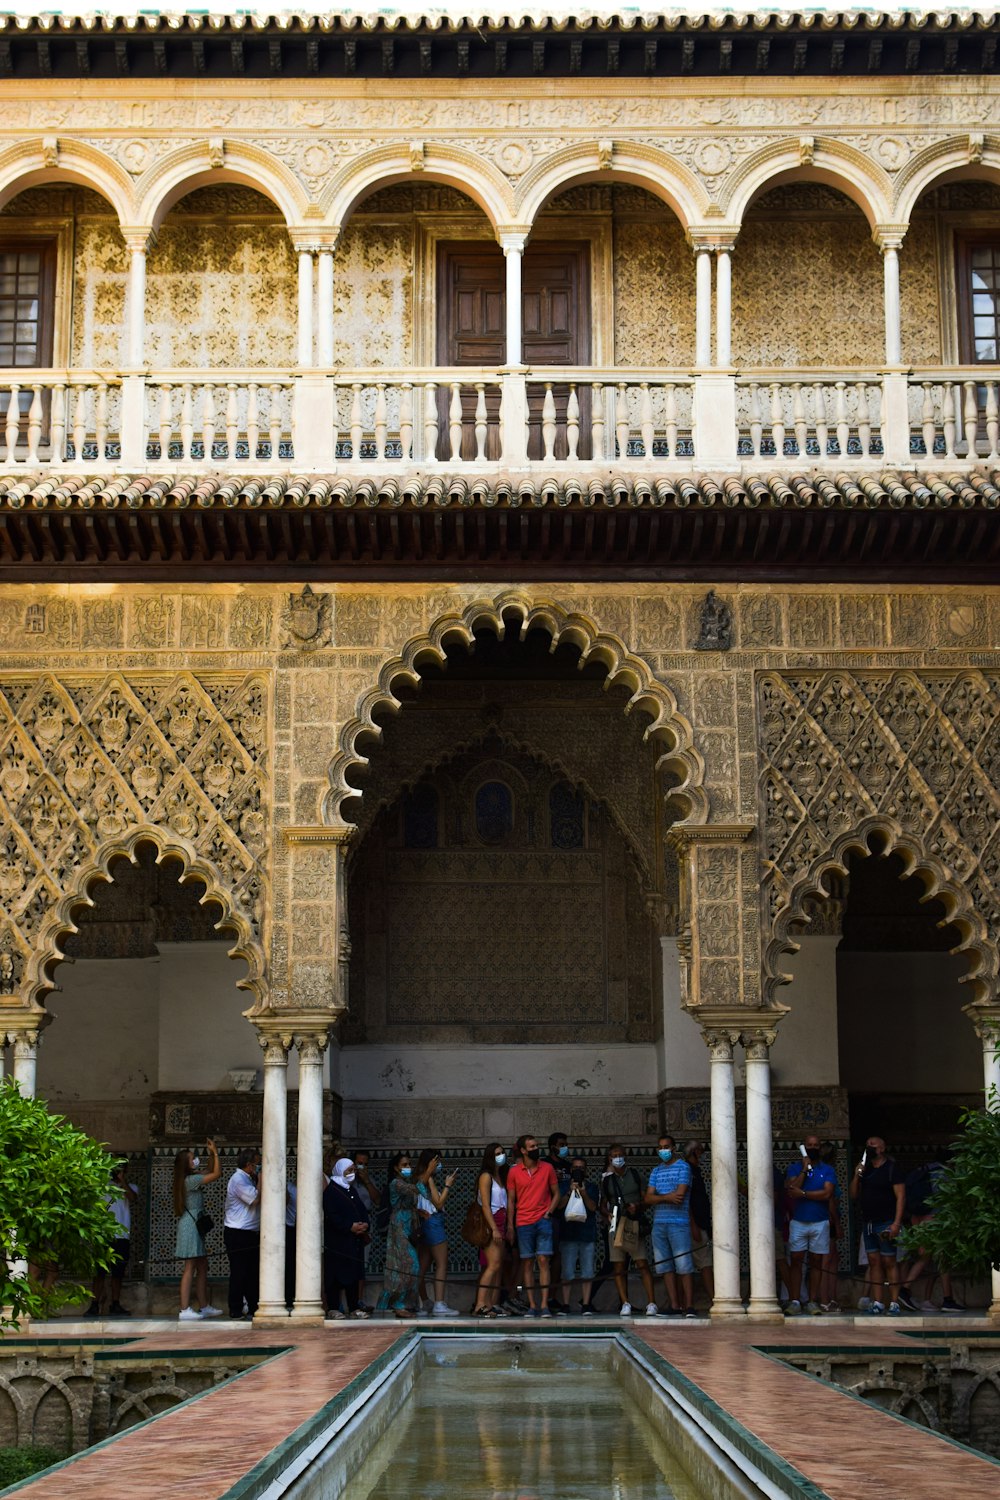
[323,590,709,841]
[26,827,267,1013]
[765,816,992,1008]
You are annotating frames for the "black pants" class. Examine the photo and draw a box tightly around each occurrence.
[285,1226,296,1310]
[324,1248,361,1314]
[224,1226,260,1317]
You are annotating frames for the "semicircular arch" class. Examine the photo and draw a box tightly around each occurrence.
[0,139,135,224]
[515,141,706,229]
[765,815,993,1006]
[722,139,892,229]
[893,136,1000,224]
[26,827,267,1012]
[137,141,309,231]
[323,144,513,229]
[324,590,708,843]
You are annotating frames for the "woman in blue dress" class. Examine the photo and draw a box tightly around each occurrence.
[376,1152,422,1319]
[173,1137,222,1320]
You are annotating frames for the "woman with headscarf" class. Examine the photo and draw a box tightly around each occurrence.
[322,1157,370,1320]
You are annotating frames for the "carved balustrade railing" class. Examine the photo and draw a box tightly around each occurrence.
[736,370,884,462]
[1,364,999,475]
[909,367,1000,462]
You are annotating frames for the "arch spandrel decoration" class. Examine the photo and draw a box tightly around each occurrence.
[758,668,1000,1007]
[323,590,709,840]
[0,670,270,1011]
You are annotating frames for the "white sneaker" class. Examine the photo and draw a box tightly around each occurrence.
[644,1302,659,1317]
[432,1301,459,1316]
[200,1306,223,1318]
[178,1307,201,1321]
[620,1301,633,1316]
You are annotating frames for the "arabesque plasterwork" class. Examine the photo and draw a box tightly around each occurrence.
[0,670,270,1011]
[758,669,1000,1009]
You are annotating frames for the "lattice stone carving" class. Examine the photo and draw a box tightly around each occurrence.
[758,670,1000,1003]
[0,672,269,998]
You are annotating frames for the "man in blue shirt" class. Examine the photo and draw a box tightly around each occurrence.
[644,1134,696,1318]
[785,1132,836,1316]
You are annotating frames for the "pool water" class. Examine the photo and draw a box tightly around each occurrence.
[344,1341,704,1499]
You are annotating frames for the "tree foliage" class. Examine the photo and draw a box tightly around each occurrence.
[0,1080,122,1329]
[901,1090,1000,1277]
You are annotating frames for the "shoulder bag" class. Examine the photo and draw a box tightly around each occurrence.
[461,1200,492,1249]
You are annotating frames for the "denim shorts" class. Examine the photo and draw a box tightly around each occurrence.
[422,1211,447,1248]
[516,1216,554,1260]
[560,1239,596,1283]
[863,1220,898,1257]
[651,1219,694,1277]
[788,1218,831,1256]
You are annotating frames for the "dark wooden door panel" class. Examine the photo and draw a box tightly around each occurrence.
[437,240,592,459]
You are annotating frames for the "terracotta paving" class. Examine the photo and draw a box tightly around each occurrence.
[5,1317,998,1498]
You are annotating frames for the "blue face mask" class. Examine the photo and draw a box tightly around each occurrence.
[400,1167,413,1178]
[557,1146,569,1158]
[435,1161,444,1173]
[494,1153,506,1167]
[658,1148,673,1162]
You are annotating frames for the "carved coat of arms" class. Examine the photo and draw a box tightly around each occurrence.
[281,585,330,652]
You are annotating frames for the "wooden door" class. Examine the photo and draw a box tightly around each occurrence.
[437,241,592,460]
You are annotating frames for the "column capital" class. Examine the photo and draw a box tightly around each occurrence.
[294,1025,331,1064]
[687,227,739,254]
[496,227,530,255]
[741,1026,779,1061]
[256,1024,293,1066]
[873,224,908,253]
[699,1026,742,1062]
[120,226,157,254]
[12,1030,40,1060]
[966,1005,1000,1048]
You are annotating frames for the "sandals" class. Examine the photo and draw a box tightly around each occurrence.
[473,1305,498,1318]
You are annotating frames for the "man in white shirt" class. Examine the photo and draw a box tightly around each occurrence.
[88,1162,138,1318]
[223,1147,261,1319]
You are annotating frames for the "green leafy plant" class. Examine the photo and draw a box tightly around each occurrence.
[0,1446,66,1485]
[901,1086,1000,1276]
[0,1080,123,1329]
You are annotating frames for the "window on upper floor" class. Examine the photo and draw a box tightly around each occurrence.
[0,241,56,369]
[956,233,1000,364]
[474,780,513,845]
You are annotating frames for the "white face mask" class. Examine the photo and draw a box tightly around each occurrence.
[344,1171,356,1181]
[611,1156,626,1170]
[191,1156,200,1169]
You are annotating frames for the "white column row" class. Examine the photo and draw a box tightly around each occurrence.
[255,1025,330,1324]
[1,1029,39,1096]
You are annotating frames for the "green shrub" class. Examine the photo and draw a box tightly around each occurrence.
[900,1088,1000,1277]
[0,1079,123,1329]
[0,1445,66,1485]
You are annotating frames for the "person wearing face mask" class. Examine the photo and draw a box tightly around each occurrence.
[506,1134,560,1317]
[849,1134,906,1316]
[223,1146,262,1320]
[558,1156,599,1315]
[544,1132,571,1311]
[600,1143,658,1318]
[784,1132,836,1316]
[415,1147,460,1316]
[377,1152,422,1319]
[472,1142,511,1317]
[322,1157,371,1319]
[173,1138,222,1321]
[646,1135,696,1318]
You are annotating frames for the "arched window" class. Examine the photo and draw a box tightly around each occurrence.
[549,781,585,849]
[474,780,513,845]
[402,784,439,849]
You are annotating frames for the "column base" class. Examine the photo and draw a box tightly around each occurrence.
[253,1305,291,1328]
[288,1302,326,1325]
[708,1297,746,1321]
[746,1298,785,1324]
[987,1301,1000,1325]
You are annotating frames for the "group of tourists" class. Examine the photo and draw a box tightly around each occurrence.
[161,1128,962,1322]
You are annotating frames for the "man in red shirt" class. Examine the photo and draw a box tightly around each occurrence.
[506,1133,560,1317]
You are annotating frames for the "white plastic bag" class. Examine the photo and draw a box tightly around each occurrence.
[564,1188,587,1223]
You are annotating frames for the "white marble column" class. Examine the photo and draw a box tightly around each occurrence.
[291,1029,328,1322]
[501,232,526,369]
[742,1026,782,1322]
[296,247,315,368]
[882,237,902,367]
[973,1012,1000,1321]
[255,1030,290,1322]
[125,237,148,368]
[694,247,713,369]
[715,245,733,369]
[316,249,334,368]
[704,1028,743,1318]
[12,1030,38,1098]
